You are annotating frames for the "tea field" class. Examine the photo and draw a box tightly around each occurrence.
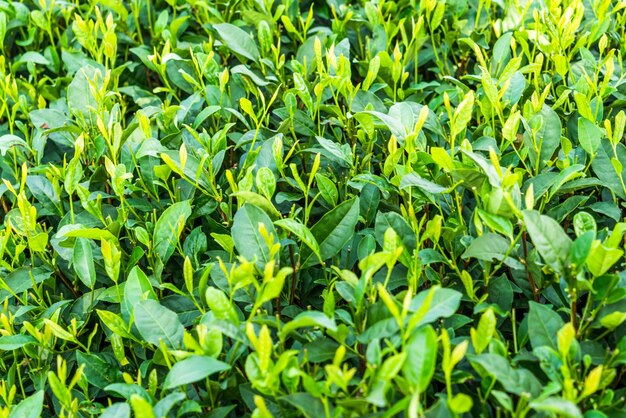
[0,0,626,417]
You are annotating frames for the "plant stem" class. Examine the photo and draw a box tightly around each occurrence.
[571,289,578,330]
[288,244,298,305]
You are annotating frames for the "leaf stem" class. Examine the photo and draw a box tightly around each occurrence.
[288,244,298,305]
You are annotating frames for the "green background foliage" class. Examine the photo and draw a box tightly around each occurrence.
[0,0,626,417]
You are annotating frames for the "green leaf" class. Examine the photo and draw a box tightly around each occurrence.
[275,218,321,260]
[524,104,562,170]
[133,300,184,349]
[205,287,239,325]
[232,203,278,267]
[130,394,156,418]
[76,351,123,389]
[453,90,475,136]
[462,233,511,262]
[302,198,360,267]
[315,173,338,206]
[403,325,437,392]
[488,274,513,312]
[0,334,37,350]
[164,355,230,389]
[104,383,150,401]
[73,238,96,288]
[153,393,186,418]
[529,397,582,418]
[0,134,30,156]
[280,393,329,418]
[315,136,352,167]
[469,353,541,396]
[10,391,44,418]
[0,266,51,300]
[97,310,136,340]
[592,139,626,199]
[578,117,602,155]
[67,65,101,123]
[62,227,117,242]
[400,172,448,194]
[408,287,462,326]
[122,266,157,322]
[213,23,260,62]
[522,210,572,275]
[471,309,496,354]
[153,200,192,263]
[279,311,337,339]
[232,191,281,219]
[375,211,417,252]
[477,209,513,239]
[599,311,626,331]
[528,301,564,350]
[100,403,131,418]
[586,241,623,277]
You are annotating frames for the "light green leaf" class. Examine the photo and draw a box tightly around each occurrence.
[164,355,230,389]
[275,218,321,259]
[592,139,626,199]
[205,287,239,326]
[462,233,511,262]
[453,90,475,136]
[134,300,184,349]
[10,390,43,418]
[122,266,157,322]
[73,238,96,288]
[403,325,437,392]
[524,105,562,170]
[0,134,30,156]
[279,311,337,339]
[232,191,281,219]
[400,172,448,194]
[0,334,37,351]
[232,203,278,267]
[153,200,192,263]
[408,287,462,326]
[599,311,626,331]
[586,241,623,277]
[130,394,156,418]
[578,117,602,155]
[97,310,136,340]
[522,210,572,275]
[63,227,117,242]
[529,397,582,418]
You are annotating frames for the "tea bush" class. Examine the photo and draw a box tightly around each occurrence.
[1,0,626,417]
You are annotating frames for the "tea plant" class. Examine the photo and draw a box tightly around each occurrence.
[1,0,626,417]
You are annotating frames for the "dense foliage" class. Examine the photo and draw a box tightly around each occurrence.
[1,0,626,416]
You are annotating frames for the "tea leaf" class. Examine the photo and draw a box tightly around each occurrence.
[164,356,230,389]
[214,23,260,62]
[232,203,278,267]
[133,300,184,349]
